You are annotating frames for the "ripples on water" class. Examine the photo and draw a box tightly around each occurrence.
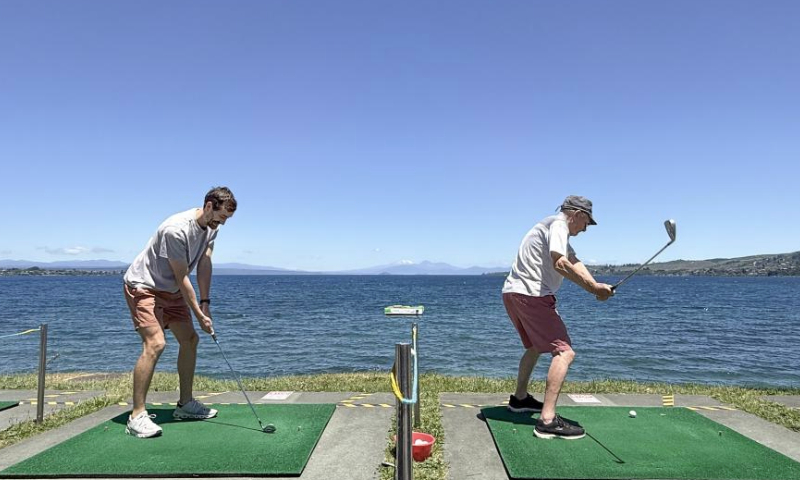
[1,275,798,387]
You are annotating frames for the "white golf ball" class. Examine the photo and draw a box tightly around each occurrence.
[629,410,637,417]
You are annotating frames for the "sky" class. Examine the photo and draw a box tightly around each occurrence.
[1,0,798,271]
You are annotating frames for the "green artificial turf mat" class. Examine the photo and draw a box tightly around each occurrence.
[482,406,800,480]
[0,401,19,412]
[1,403,335,477]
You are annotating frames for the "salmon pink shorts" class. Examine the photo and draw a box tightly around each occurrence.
[502,292,572,355]
[123,283,191,330]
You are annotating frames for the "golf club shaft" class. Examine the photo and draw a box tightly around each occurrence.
[612,241,674,291]
[212,335,264,428]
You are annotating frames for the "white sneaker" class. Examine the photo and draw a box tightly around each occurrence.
[173,398,218,419]
[126,411,163,438]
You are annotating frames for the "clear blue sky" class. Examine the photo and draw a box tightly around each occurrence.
[2,1,798,271]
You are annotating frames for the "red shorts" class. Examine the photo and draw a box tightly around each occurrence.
[503,292,572,355]
[123,283,191,331]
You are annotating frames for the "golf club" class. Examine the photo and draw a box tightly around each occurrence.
[611,219,677,292]
[212,333,276,433]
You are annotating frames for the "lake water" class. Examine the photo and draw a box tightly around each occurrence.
[1,275,798,388]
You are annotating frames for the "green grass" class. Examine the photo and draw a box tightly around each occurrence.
[2,372,799,480]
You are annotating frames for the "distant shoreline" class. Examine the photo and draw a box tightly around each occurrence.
[0,268,125,277]
[2,250,799,277]
[2,268,799,277]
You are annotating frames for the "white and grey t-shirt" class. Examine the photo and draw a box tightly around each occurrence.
[502,212,575,297]
[124,208,218,293]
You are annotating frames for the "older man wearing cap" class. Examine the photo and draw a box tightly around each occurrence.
[502,195,613,439]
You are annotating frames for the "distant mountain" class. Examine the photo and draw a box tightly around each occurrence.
[0,259,128,269]
[215,262,291,271]
[7,253,799,277]
[331,260,507,275]
[213,263,314,275]
[0,259,506,275]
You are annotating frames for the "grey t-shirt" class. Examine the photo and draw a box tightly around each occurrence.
[124,208,218,293]
[502,212,576,297]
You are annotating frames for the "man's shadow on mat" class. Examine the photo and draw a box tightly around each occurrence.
[480,406,622,463]
[109,408,181,426]
[110,408,267,433]
[478,406,583,428]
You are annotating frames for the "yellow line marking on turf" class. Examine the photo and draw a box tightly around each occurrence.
[26,393,71,400]
[336,403,393,408]
[686,406,736,411]
[343,393,373,402]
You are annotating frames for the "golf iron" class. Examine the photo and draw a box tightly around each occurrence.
[212,333,276,433]
[611,219,677,292]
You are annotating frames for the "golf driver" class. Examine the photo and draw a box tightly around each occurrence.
[212,333,276,433]
[611,219,677,292]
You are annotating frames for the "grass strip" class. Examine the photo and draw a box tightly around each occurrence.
[1,372,799,480]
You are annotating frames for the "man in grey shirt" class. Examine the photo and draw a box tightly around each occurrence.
[502,195,613,439]
[122,187,236,438]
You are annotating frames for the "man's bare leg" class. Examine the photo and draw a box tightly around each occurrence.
[132,326,166,417]
[170,322,200,405]
[515,347,541,399]
[540,348,575,422]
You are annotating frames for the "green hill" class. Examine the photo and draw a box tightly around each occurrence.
[588,251,800,277]
[485,251,800,277]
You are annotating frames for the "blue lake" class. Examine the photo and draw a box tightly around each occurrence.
[1,275,798,388]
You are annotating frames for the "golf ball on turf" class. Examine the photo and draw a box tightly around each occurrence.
[629,410,637,417]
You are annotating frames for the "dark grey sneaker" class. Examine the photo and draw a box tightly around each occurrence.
[534,415,585,439]
[507,393,544,413]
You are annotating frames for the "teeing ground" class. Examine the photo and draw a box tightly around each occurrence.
[1,404,335,477]
[483,405,800,480]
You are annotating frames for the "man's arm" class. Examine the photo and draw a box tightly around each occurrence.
[169,258,214,333]
[196,247,212,303]
[196,247,213,319]
[551,252,612,300]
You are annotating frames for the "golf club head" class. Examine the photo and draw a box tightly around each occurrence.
[664,219,677,244]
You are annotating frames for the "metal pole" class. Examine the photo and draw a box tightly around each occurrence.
[36,323,47,423]
[412,322,420,428]
[395,343,413,480]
